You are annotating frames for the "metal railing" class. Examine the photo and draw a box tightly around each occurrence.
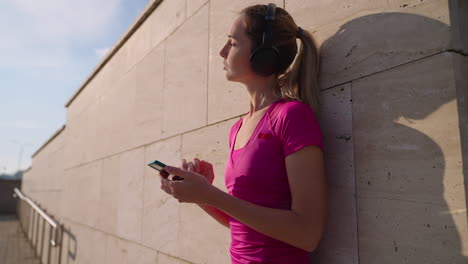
[13,188,63,264]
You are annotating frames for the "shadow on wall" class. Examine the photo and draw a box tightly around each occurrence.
[312,12,467,263]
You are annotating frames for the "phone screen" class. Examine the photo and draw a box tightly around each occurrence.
[147,160,170,178]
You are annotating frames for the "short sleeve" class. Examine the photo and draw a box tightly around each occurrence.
[277,101,324,157]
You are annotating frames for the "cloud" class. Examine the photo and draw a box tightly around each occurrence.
[0,0,123,69]
[4,0,122,41]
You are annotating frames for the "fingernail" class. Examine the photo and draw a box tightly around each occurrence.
[161,170,169,178]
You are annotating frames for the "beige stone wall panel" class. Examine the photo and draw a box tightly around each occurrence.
[162,4,209,137]
[104,234,128,264]
[187,0,209,19]
[314,187,358,263]
[111,68,137,153]
[60,220,107,264]
[26,130,65,217]
[157,252,192,264]
[453,54,468,226]
[352,52,468,262]
[65,71,124,168]
[104,235,158,264]
[126,19,152,72]
[21,170,33,194]
[133,43,165,147]
[98,154,120,235]
[142,136,182,256]
[60,161,101,227]
[67,43,165,167]
[126,241,159,264]
[86,97,110,164]
[287,0,451,89]
[357,197,467,264]
[148,0,186,49]
[286,0,449,30]
[319,84,354,189]
[66,80,96,122]
[66,72,107,122]
[40,191,62,222]
[107,43,130,87]
[449,0,468,52]
[311,84,358,263]
[93,96,114,162]
[116,147,145,243]
[178,202,230,263]
[64,98,102,169]
[207,0,284,124]
[98,68,137,159]
[179,120,236,263]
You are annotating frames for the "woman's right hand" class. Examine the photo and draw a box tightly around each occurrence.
[181,158,215,184]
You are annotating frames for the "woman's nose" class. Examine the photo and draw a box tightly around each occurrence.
[219,43,228,58]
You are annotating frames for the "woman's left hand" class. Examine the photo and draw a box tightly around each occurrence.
[160,164,214,204]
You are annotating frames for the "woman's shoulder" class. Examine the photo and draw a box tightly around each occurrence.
[274,98,314,119]
[268,98,319,133]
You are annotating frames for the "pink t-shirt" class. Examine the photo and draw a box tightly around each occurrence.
[224,98,324,264]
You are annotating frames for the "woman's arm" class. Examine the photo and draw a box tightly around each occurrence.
[206,146,326,251]
[171,159,230,228]
[164,145,326,252]
[197,203,230,228]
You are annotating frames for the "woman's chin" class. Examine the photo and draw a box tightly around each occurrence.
[224,71,245,83]
[225,72,235,81]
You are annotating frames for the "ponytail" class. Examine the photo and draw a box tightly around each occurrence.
[278,28,321,115]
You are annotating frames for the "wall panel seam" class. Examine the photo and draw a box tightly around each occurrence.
[322,50,449,93]
[206,0,211,127]
[350,80,361,264]
[62,116,240,172]
[60,215,188,261]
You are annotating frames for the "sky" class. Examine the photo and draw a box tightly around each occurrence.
[0,0,150,174]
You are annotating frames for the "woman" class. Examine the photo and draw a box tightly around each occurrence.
[160,3,326,263]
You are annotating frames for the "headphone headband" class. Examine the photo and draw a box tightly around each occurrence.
[263,3,276,46]
[265,3,276,20]
[249,3,280,77]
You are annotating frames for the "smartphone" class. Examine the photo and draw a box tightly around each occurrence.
[147,160,183,181]
[147,160,170,178]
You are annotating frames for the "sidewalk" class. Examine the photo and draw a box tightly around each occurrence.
[0,214,40,264]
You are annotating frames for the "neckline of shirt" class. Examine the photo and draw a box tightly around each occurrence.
[229,98,285,167]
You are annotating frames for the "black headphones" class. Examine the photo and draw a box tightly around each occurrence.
[249,3,280,77]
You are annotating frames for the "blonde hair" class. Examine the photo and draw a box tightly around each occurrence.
[240,5,321,114]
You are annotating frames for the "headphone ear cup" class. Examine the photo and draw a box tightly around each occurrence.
[249,46,280,77]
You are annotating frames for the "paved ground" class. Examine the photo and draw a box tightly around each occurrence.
[0,214,40,264]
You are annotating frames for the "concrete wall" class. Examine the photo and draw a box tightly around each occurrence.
[22,0,468,263]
